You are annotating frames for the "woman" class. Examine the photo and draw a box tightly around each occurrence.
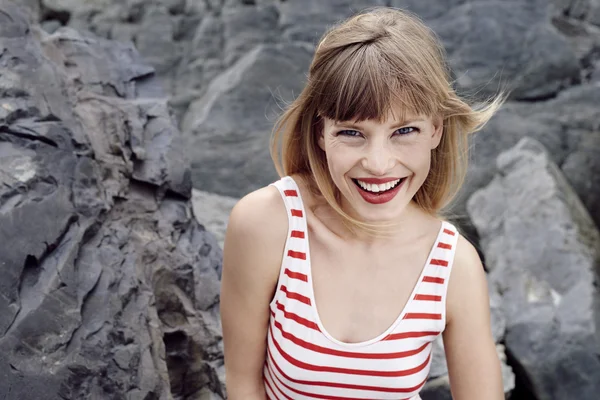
[220,7,505,400]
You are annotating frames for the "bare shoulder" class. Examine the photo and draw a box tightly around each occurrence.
[446,233,489,324]
[453,234,484,271]
[224,184,289,280]
[227,184,288,240]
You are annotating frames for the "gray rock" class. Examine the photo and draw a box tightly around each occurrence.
[467,137,600,400]
[133,5,182,76]
[592,1,600,26]
[431,1,580,100]
[221,4,280,66]
[13,1,600,395]
[0,3,224,399]
[182,42,313,197]
[454,83,600,242]
[466,105,568,199]
[192,189,238,249]
[278,0,387,42]
[27,0,598,222]
[562,129,600,228]
[389,0,468,21]
[170,13,225,122]
[421,375,453,400]
[551,0,600,26]
[552,12,600,68]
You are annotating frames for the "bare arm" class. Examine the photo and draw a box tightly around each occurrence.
[442,235,504,400]
[220,186,288,400]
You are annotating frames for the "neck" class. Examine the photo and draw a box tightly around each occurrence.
[322,199,427,246]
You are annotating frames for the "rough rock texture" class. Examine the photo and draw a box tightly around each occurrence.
[460,83,600,232]
[29,0,600,205]
[10,0,600,398]
[191,189,237,249]
[181,43,313,196]
[429,0,580,100]
[467,138,600,400]
[0,2,224,399]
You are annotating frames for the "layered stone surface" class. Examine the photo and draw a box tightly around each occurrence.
[0,2,224,399]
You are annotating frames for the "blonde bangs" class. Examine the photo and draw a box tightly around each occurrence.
[312,43,440,124]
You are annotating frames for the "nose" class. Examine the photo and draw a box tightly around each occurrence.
[361,140,394,176]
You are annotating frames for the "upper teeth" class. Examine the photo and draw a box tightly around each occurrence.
[356,179,401,193]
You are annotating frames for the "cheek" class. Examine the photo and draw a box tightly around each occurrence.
[397,142,432,170]
[324,141,354,167]
[325,150,353,177]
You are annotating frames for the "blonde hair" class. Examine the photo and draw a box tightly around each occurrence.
[270,7,505,235]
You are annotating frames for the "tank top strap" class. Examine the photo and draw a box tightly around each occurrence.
[438,221,459,327]
[268,176,311,309]
[269,176,309,236]
[436,220,460,285]
[416,220,460,329]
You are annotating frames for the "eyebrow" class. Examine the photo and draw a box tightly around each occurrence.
[334,119,426,130]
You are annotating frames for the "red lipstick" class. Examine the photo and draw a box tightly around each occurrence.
[352,178,406,205]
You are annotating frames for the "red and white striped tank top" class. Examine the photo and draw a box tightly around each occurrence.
[264,176,458,400]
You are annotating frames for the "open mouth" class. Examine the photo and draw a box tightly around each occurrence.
[351,178,405,194]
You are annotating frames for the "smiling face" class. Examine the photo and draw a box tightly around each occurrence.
[318,108,443,223]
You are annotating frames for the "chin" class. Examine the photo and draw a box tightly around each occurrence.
[355,200,412,223]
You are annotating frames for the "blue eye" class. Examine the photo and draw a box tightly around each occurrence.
[395,127,418,135]
[336,127,419,137]
[338,130,362,137]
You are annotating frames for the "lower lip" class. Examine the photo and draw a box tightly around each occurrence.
[354,179,405,204]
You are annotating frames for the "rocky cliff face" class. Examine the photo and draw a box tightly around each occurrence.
[0,1,224,399]
[2,0,600,399]
[27,0,600,210]
[468,138,600,400]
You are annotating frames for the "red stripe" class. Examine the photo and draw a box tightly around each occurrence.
[273,319,429,359]
[290,230,305,238]
[264,381,275,400]
[287,250,306,260]
[269,324,431,377]
[266,349,427,396]
[290,209,303,217]
[275,301,320,331]
[265,366,292,400]
[383,331,439,341]
[284,268,308,282]
[423,276,444,284]
[437,242,452,250]
[430,259,448,266]
[404,313,442,320]
[283,190,298,197]
[264,371,285,400]
[265,363,291,400]
[443,228,455,236]
[414,294,442,302]
[280,285,311,305]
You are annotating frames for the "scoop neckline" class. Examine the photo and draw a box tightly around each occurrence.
[286,175,446,348]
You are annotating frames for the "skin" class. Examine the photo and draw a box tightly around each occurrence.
[221,109,504,399]
[317,112,440,229]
